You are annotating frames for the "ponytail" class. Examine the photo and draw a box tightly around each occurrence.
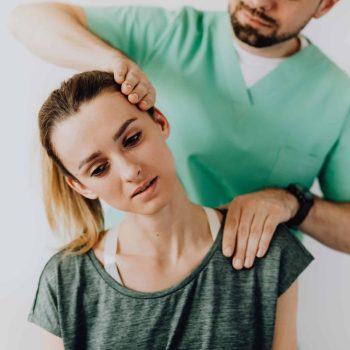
[41,149,104,255]
[38,71,121,255]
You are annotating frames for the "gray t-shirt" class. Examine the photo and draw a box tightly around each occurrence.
[28,214,313,350]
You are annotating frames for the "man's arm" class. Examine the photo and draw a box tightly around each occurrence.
[223,110,350,269]
[8,2,155,109]
[9,3,112,71]
[222,189,350,270]
[299,198,350,252]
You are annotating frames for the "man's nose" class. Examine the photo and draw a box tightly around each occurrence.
[246,0,276,11]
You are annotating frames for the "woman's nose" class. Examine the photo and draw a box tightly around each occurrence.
[115,158,142,183]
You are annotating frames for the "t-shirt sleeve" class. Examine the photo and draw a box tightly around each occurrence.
[84,6,176,66]
[274,225,314,297]
[28,255,61,338]
[318,111,350,202]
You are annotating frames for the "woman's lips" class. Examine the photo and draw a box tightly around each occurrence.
[131,176,158,199]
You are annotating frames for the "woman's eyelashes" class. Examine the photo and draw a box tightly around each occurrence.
[89,132,143,177]
[91,163,109,177]
[123,131,143,148]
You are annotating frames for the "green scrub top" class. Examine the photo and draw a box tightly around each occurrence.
[85,6,350,225]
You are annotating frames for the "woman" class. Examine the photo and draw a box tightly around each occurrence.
[30,71,313,350]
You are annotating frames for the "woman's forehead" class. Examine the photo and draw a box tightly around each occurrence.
[51,93,145,168]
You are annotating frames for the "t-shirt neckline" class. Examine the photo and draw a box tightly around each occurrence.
[87,210,227,299]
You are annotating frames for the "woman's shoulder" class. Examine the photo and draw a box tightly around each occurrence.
[38,249,90,286]
[29,250,90,338]
[268,224,312,259]
[256,225,314,297]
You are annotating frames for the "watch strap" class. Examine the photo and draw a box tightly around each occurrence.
[285,184,314,227]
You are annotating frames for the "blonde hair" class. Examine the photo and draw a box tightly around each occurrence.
[38,70,154,255]
[41,149,104,255]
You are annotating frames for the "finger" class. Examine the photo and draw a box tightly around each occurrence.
[222,203,241,257]
[232,210,254,270]
[121,71,139,95]
[114,62,128,84]
[244,213,268,268]
[128,81,149,104]
[138,87,156,110]
[256,216,278,258]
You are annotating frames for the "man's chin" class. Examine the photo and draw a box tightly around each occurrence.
[236,32,278,48]
[233,25,291,49]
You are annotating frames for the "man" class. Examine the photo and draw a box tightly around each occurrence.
[9,0,350,270]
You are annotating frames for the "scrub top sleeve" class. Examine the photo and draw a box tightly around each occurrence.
[84,6,175,66]
[276,226,314,297]
[28,257,61,337]
[318,111,350,202]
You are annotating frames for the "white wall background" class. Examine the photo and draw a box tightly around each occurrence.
[1,1,350,349]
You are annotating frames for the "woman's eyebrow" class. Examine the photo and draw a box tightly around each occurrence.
[78,151,101,171]
[113,118,137,142]
[78,118,138,171]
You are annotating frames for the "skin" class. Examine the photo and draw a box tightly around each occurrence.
[9,1,348,272]
[39,90,298,349]
[228,0,334,56]
[53,91,176,215]
[53,90,217,291]
[222,0,348,272]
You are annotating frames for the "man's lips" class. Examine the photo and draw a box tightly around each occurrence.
[131,176,158,198]
[241,9,276,28]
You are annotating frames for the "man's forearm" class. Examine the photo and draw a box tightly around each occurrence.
[9,2,122,72]
[221,188,350,261]
[299,198,350,253]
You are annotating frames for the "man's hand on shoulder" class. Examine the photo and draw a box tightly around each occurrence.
[222,188,299,270]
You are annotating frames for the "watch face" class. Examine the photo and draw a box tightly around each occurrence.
[294,184,314,201]
[305,191,314,201]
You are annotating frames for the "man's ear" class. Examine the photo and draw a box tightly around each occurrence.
[313,0,338,19]
[153,108,170,138]
[65,176,98,200]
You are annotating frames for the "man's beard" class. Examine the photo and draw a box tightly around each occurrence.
[230,1,309,48]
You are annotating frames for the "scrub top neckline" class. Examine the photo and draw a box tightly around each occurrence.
[215,12,327,105]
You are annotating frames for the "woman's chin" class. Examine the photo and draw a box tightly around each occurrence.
[134,197,171,216]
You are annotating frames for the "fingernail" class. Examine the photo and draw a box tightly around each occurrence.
[233,258,243,270]
[244,257,252,268]
[124,84,132,91]
[257,248,265,258]
[140,100,148,108]
[224,246,233,257]
[130,93,138,101]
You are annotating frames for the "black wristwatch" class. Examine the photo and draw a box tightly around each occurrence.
[285,184,314,227]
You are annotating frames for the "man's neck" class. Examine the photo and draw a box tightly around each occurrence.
[233,35,301,59]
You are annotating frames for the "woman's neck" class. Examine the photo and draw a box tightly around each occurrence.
[118,182,211,263]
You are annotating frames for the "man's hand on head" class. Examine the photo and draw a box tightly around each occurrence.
[222,188,299,270]
[112,55,156,111]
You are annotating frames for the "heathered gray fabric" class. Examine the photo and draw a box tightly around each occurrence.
[28,214,313,350]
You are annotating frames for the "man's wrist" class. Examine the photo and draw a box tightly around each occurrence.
[282,188,300,219]
[99,49,127,73]
[285,184,315,227]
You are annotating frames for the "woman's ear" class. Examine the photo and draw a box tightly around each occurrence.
[153,108,170,138]
[65,176,98,200]
[313,0,338,19]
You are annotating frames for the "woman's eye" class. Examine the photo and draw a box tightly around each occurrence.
[91,163,108,177]
[124,132,142,148]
